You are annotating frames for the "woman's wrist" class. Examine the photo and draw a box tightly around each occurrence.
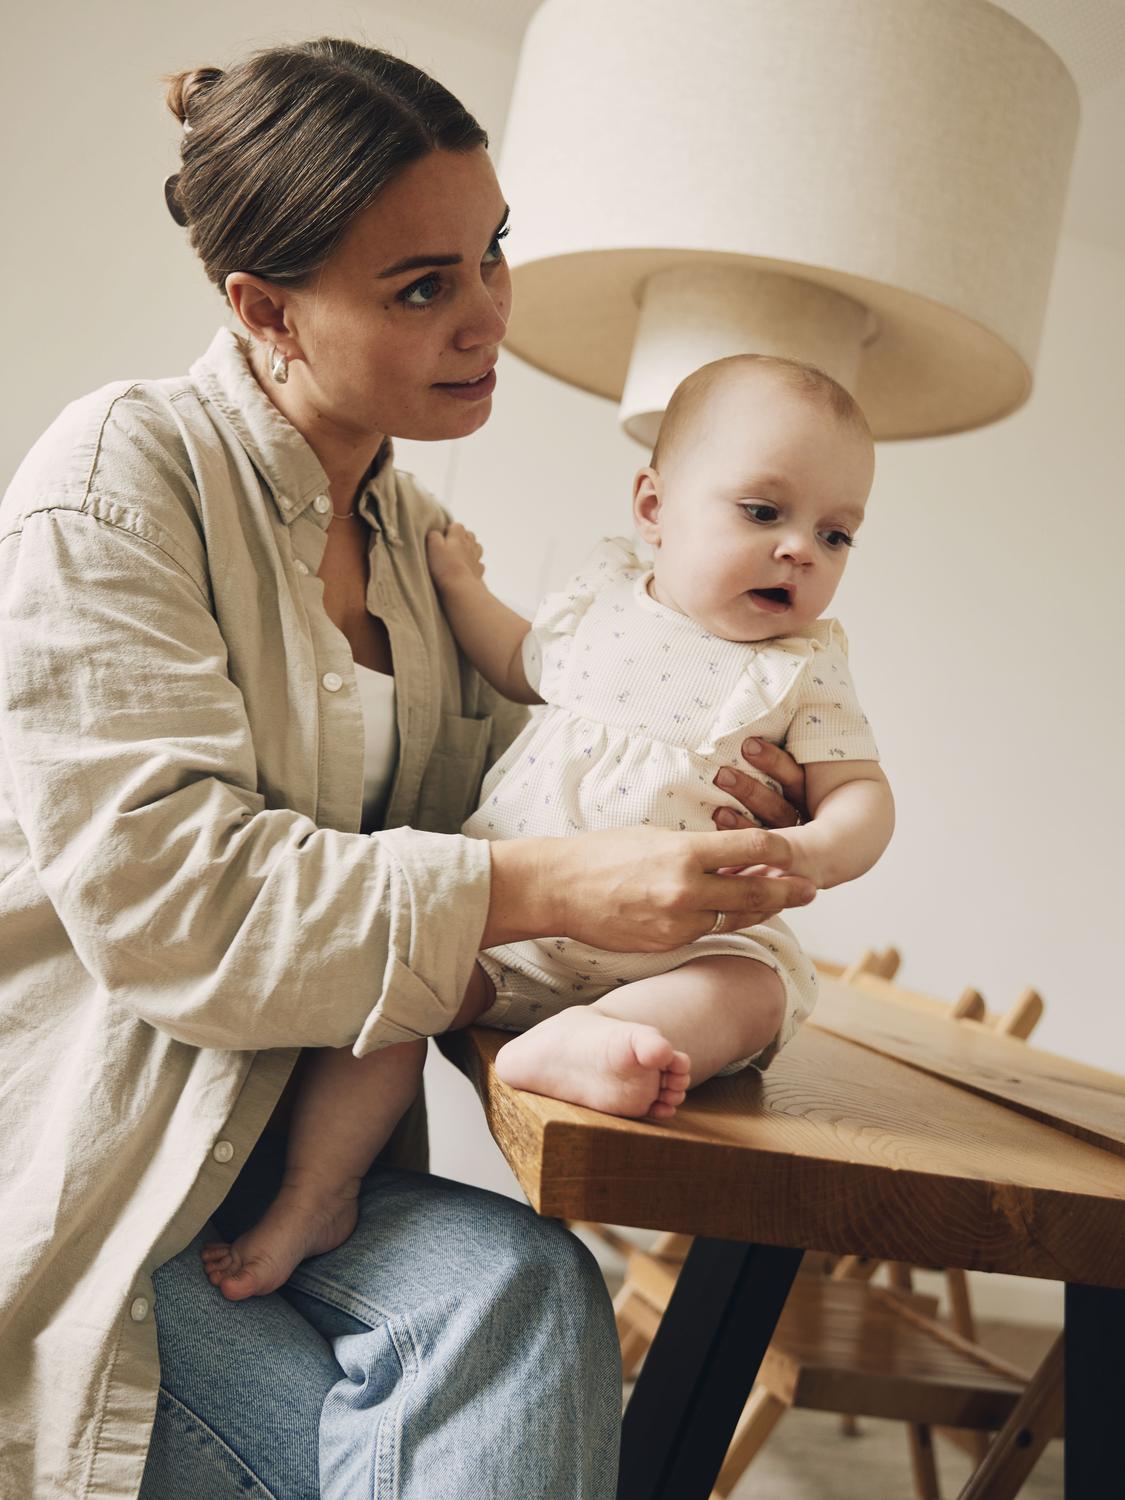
[481,836,561,947]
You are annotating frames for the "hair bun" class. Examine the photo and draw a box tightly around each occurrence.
[164,66,223,128]
[163,173,189,227]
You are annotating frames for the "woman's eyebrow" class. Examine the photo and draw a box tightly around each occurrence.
[377,206,510,279]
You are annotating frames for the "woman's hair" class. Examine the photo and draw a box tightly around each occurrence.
[163,38,488,296]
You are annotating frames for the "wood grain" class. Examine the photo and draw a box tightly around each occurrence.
[812,976,1125,1159]
[439,1023,1125,1289]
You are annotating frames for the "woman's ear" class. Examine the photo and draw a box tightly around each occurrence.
[226,274,301,362]
[633,467,663,547]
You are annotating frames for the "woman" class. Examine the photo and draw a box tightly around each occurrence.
[0,38,814,1500]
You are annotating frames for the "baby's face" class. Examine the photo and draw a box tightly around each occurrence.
[637,374,874,642]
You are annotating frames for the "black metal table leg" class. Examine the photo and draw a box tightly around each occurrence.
[617,1238,803,1500]
[1065,1281,1125,1497]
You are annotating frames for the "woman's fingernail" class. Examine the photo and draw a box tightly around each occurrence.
[715,808,739,827]
[715,769,736,789]
[743,738,763,755]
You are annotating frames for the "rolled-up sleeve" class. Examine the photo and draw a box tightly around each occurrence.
[0,505,490,1054]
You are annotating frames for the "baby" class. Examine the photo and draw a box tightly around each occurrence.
[202,353,893,1300]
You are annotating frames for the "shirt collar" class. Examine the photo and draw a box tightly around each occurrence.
[189,328,398,536]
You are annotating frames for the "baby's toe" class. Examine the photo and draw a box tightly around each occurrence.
[646,1098,679,1122]
[629,1025,677,1073]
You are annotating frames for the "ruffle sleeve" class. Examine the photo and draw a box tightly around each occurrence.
[782,619,880,764]
[695,618,877,764]
[521,536,645,697]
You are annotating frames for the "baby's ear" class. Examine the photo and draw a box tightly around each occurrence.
[632,467,663,545]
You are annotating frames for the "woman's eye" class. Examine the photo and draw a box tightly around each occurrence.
[742,503,779,524]
[820,529,855,550]
[400,273,443,309]
[483,225,511,265]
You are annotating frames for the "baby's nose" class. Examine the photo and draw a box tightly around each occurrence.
[775,531,812,564]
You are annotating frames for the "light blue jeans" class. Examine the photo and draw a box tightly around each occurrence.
[140,1134,620,1498]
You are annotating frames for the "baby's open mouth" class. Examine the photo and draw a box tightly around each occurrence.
[749,586,792,609]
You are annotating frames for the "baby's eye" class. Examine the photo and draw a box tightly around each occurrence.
[482,224,511,265]
[400,273,444,309]
[820,528,855,550]
[742,503,779,524]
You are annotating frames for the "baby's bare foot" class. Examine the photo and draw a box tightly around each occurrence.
[200,1174,360,1301]
[494,1009,691,1121]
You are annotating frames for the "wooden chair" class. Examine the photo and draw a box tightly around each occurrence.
[599,952,1059,1499]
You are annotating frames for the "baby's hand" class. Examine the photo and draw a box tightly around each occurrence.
[426,522,486,590]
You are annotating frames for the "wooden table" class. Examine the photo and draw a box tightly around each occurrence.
[442,977,1125,1499]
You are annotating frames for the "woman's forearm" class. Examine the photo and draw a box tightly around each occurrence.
[481,836,559,947]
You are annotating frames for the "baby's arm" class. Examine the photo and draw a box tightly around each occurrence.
[776,760,894,889]
[426,523,542,705]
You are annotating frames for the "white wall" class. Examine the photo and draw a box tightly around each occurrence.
[0,0,518,456]
[4,3,1122,1228]
[429,228,1125,1077]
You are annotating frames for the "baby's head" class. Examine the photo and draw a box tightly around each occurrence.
[633,355,874,642]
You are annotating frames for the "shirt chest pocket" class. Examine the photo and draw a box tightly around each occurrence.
[415,712,493,834]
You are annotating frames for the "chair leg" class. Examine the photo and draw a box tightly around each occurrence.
[906,1422,941,1500]
[956,1332,1063,1500]
[614,1285,660,1380]
[941,1269,989,1465]
[710,1386,790,1498]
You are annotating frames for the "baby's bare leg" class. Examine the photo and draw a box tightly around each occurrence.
[201,964,497,1301]
[494,956,785,1121]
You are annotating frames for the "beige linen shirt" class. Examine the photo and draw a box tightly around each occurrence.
[0,328,526,1500]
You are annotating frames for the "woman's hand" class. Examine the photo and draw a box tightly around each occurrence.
[484,826,817,953]
[426,521,485,591]
[711,737,808,831]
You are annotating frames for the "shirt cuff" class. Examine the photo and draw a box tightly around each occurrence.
[352,827,492,1056]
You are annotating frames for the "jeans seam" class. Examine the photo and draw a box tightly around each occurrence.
[156,1384,279,1499]
[288,1268,395,1328]
[374,1313,421,1500]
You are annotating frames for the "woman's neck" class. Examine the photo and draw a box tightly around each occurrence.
[250,343,386,513]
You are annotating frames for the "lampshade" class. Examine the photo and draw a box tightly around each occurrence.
[498,0,1079,443]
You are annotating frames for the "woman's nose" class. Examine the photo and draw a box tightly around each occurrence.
[454,274,509,351]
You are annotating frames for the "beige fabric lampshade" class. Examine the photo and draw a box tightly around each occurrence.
[498,0,1079,442]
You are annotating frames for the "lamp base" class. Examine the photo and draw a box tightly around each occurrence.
[621,266,874,447]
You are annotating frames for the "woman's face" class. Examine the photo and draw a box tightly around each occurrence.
[273,147,511,444]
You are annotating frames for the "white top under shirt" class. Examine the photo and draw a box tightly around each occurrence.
[354,663,399,828]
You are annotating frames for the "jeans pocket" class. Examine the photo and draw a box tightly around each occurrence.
[141,1388,281,1500]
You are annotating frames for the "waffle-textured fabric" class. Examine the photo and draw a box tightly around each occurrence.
[466,537,879,1065]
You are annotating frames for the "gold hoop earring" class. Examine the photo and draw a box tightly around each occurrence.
[268,345,289,384]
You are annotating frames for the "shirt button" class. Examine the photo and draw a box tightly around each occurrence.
[313,495,331,515]
[212,1140,234,1164]
[295,559,310,576]
[322,672,343,692]
[130,1297,149,1322]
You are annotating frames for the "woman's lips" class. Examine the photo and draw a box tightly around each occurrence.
[434,367,497,401]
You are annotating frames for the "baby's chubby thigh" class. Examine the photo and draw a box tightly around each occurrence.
[474,937,789,1087]
[590,952,788,1085]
